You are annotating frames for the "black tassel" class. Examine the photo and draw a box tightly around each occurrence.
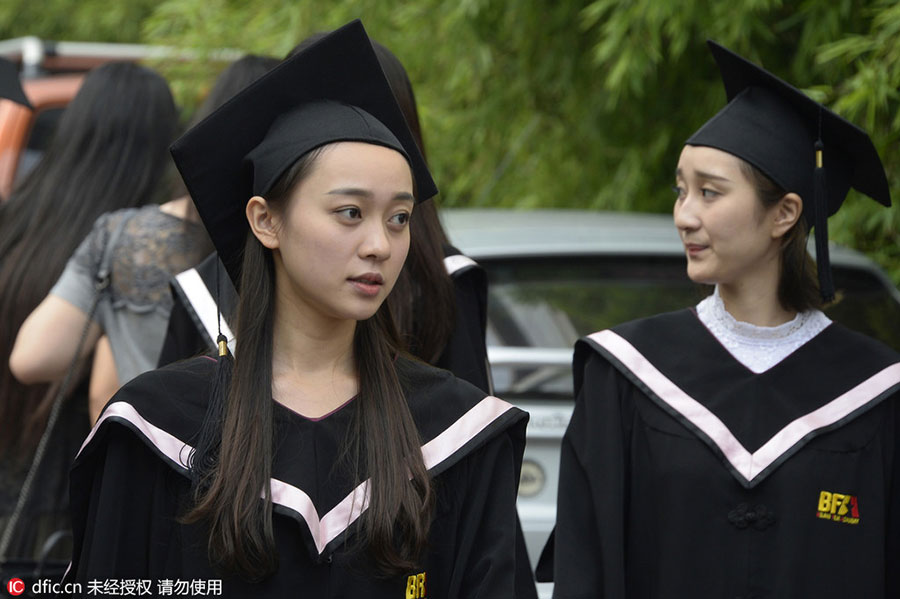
[190,333,232,493]
[813,139,835,302]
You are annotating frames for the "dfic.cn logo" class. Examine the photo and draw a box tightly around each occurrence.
[6,577,25,596]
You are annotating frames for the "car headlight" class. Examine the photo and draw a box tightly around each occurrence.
[518,459,545,498]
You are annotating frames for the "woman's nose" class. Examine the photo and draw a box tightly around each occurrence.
[360,221,391,261]
[673,195,700,231]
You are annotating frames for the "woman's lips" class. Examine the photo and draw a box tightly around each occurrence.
[348,273,384,296]
[685,243,708,257]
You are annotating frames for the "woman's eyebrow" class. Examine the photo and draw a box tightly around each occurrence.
[695,170,731,183]
[674,167,731,183]
[327,187,372,198]
[327,188,414,202]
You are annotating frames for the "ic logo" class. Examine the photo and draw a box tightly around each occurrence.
[6,577,25,596]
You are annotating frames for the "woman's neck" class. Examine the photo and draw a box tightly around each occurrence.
[270,278,358,418]
[717,274,796,327]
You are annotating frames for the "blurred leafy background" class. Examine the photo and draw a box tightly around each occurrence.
[1,0,898,284]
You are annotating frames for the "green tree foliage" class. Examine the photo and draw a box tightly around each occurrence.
[0,0,157,43]
[814,0,900,286]
[2,0,897,282]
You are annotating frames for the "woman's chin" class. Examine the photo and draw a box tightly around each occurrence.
[343,301,384,323]
[686,267,717,286]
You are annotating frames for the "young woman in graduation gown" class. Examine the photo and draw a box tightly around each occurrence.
[65,21,528,598]
[544,41,900,598]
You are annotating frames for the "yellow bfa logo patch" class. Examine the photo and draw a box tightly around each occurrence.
[816,490,860,525]
[405,572,426,599]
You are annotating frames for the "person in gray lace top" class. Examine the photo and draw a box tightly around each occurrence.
[10,201,211,420]
[1,61,178,561]
[51,205,211,385]
[10,56,280,422]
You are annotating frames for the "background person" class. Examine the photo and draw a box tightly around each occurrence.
[56,54,278,423]
[0,61,177,559]
[544,40,899,598]
[6,58,280,422]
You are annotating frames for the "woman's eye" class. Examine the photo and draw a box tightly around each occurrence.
[671,185,685,200]
[336,207,362,220]
[388,212,410,226]
[701,188,719,198]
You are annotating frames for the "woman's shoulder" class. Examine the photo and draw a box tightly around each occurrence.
[441,243,484,280]
[97,204,201,242]
[75,356,216,479]
[576,308,698,360]
[809,323,900,392]
[397,356,528,471]
[91,206,143,232]
[100,356,216,440]
[398,355,487,410]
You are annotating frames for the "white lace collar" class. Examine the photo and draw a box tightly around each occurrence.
[695,287,831,373]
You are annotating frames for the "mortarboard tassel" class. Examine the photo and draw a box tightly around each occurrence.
[813,138,835,303]
[189,261,233,493]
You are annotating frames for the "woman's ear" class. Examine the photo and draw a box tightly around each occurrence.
[772,192,803,240]
[246,195,280,249]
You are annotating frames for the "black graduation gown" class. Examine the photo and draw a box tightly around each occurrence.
[157,247,491,395]
[156,252,236,367]
[436,244,491,394]
[65,356,528,598]
[546,309,900,598]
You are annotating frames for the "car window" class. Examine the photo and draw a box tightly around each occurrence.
[825,266,900,349]
[484,255,900,399]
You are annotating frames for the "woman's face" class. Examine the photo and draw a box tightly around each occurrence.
[268,141,414,323]
[673,145,782,288]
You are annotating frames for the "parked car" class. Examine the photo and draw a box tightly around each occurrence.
[441,208,900,597]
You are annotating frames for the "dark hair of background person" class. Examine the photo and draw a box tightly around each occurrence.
[169,55,281,200]
[0,61,178,460]
[288,35,456,364]
[738,158,821,313]
[183,147,434,579]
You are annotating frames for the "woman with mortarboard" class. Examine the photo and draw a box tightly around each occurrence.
[539,41,900,597]
[156,36,494,397]
[64,21,528,597]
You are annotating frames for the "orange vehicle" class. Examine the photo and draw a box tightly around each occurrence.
[0,74,81,199]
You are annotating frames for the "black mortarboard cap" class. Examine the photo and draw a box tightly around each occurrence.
[0,58,31,109]
[686,40,891,301]
[170,20,437,288]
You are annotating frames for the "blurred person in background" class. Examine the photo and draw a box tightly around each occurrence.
[13,54,279,424]
[371,40,492,394]
[0,61,177,559]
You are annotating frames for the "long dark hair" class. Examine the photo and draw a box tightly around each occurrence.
[372,42,457,363]
[288,36,456,364]
[739,159,821,313]
[0,61,177,458]
[184,149,434,579]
